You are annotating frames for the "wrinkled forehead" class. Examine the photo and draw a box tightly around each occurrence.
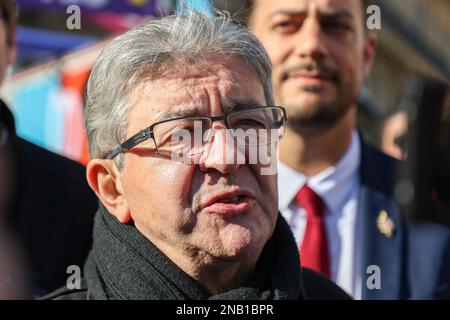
[127,55,266,125]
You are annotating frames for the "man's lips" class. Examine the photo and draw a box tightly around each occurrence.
[201,190,256,215]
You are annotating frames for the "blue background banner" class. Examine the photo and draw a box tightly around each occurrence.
[17,0,158,15]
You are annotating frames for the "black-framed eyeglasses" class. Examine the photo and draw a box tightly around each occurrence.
[105,106,287,160]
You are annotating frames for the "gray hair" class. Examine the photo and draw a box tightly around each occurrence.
[84,10,274,166]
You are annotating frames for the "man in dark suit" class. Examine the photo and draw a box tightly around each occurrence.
[248,0,450,299]
[0,0,98,297]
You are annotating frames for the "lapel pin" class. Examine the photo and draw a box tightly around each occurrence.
[377,210,395,238]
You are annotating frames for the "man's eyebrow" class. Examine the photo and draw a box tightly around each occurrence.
[155,99,263,122]
[270,10,307,19]
[321,10,355,21]
[225,99,264,113]
[156,105,204,122]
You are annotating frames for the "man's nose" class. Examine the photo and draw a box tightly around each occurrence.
[198,126,243,175]
[293,17,327,60]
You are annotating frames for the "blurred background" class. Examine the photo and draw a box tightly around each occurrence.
[1,0,175,165]
[1,0,449,220]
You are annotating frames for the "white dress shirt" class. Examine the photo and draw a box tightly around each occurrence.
[278,130,362,298]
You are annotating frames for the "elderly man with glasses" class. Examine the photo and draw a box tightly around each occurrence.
[46,11,350,300]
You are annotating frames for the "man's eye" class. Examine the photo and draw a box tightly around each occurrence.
[173,126,195,135]
[323,21,351,33]
[163,127,194,146]
[273,21,301,34]
[172,120,198,132]
[236,119,266,128]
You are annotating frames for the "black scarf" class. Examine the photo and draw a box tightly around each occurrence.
[84,205,306,300]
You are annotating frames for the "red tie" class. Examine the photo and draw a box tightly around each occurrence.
[295,184,331,278]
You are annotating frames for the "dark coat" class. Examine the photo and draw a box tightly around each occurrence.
[1,99,98,297]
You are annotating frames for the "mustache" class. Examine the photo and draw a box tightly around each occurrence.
[281,61,340,84]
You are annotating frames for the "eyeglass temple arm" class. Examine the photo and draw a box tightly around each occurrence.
[105,128,152,159]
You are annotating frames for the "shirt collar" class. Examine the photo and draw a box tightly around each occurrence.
[278,130,361,214]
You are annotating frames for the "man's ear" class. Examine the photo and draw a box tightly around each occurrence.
[86,159,131,223]
[362,33,377,78]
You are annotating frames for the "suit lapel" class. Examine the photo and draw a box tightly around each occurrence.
[359,186,404,299]
[358,141,405,299]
